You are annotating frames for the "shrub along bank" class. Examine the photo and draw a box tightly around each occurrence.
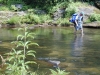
[0,1,100,27]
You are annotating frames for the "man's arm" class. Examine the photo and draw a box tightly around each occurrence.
[75,15,78,26]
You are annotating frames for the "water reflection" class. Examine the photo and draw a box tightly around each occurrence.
[70,34,85,75]
[69,30,100,75]
[71,34,83,57]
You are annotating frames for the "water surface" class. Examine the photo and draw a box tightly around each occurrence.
[0,27,100,75]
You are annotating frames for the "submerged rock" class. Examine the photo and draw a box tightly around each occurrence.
[48,60,60,68]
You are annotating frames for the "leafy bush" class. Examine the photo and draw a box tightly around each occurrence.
[22,5,30,11]
[21,13,41,24]
[89,13,100,22]
[0,5,10,11]
[65,2,79,17]
[65,2,89,17]
[49,2,68,14]
[21,13,51,24]
[31,14,41,24]
[39,14,51,23]
[10,5,18,11]
[7,16,21,25]
[56,18,71,26]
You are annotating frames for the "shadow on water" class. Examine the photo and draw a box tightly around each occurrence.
[0,27,100,75]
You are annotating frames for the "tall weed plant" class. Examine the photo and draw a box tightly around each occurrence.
[5,25,39,75]
[50,68,70,75]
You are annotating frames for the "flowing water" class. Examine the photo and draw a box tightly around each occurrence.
[0,27,100,75]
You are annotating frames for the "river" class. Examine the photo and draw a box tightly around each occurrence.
[0,27,100,75]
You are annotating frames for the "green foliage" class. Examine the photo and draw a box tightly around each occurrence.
[39,14,51,23]
[9,1,31,11]
[84,19,91,23]
[21,13,51,24]
[50,68,70,75]
[10,5,18,11]
[5,12,50,25]
[22,5,30,11]
[89,13,100,22]
[49,2,68,14]
[65,2,81,17]
[21,13,40,24]
[56,18,71,26]
[5,25,38,75]
[0,5,10,11]
[27,9,34,13]
[0,0,30,11]
[7,0,23,5]
[6,16,21,25]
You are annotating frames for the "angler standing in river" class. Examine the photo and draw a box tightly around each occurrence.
[70,12,84,35]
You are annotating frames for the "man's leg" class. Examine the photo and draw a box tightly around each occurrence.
[81,28,83,35]
[74,23,78,34]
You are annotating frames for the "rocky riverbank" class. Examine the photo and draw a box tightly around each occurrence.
[0,4,99,28]
[83,21,100,28]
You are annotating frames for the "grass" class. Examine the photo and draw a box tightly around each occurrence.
[6,16,21,25]
[56,18,71,26]
[0,5,10,11]
[89,13,100,21]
